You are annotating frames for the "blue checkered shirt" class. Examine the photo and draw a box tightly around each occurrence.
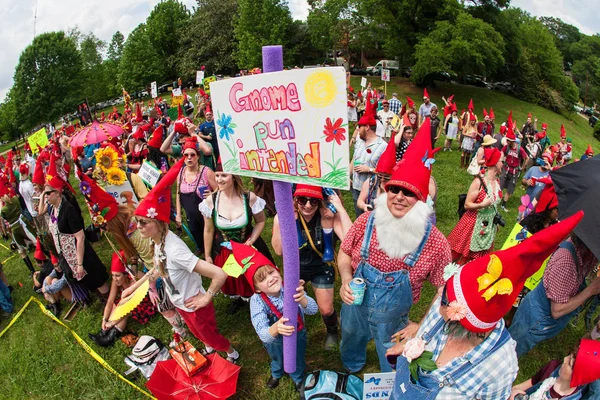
[415,297,518,399]
[250,288,318,344]
[389,97,402,115]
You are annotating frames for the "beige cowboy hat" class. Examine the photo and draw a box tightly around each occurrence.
[482,135,497,147]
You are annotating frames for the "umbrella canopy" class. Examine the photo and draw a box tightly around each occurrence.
[69,121,125,147]
[146,354,241,400]
[551,155,600,259]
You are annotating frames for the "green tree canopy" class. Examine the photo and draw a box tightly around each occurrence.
[107,31,125,62]
[233,0,295,69]
[411,11,505,86]
[80,33,108,105]
[12,31,83,130]
[0,91,20,141]
[146,0,191,80]
[178,0,237,76]
[540,17,582,68]
[118,24,163,92]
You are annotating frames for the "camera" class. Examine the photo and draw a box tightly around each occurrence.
[493,212,506,227]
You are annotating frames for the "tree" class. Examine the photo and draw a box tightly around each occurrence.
[105,31,126,99]
[0,91,20,141]
[80,33,108,105]
[12,31,83,130]
[178,0,237,77]
[572,57,600,106]
[146,0,191,80]
[540,17,581,69]
[411,12,505,86]
[118,24,163,92]
[233,0,295,69]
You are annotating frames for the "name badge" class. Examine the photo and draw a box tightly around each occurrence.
[385,276,395,282]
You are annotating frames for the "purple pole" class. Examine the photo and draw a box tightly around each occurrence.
[262,45,299,373]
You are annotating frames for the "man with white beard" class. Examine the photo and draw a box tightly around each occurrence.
[338,119,451,373]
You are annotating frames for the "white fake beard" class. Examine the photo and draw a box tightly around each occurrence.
[373,193,432,259]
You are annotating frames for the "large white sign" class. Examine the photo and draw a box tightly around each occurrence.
[209,67,350,189]
[363,372,395,400]
[137,161,161,188]
[196,70,205,85]
[104,180,139,207]
[361,77,368,88]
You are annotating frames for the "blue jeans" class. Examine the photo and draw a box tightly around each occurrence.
[509,281,580,357]
[264,328,307,384]
[340,261,412,373]
[0,279,13,313]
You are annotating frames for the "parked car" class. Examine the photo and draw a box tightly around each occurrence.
[350,66,368,76]
[367,60,400,76]
[573,105,583,112]
[158,83,171,94]
[583,108,594,116]
[590,115,599,128]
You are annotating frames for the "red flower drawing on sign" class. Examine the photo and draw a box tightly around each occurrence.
[323,117,346,146]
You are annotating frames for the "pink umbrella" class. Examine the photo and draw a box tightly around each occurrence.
[69,121,125,147]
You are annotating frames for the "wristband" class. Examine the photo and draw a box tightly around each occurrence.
[207,289,217,297]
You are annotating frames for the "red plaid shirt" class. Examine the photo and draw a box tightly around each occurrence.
[341,212,451,303]
[543,240,596,304]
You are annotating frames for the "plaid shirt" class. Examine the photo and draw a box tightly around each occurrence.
[416,297,518,399]
[388,97,402,115]
[249,288,318,344]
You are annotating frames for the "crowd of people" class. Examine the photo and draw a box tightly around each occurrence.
[0,79,599,399]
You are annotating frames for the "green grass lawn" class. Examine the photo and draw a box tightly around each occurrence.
[0,76,597,399]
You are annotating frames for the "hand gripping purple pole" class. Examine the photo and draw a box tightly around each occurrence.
[262,45,299,373]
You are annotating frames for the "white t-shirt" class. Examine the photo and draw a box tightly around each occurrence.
[19,179,37,217]
[157,231,203,311]
[377,109,396,138]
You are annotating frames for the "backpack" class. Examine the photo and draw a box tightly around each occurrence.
[124,335,170,380]
[300,370,363,400]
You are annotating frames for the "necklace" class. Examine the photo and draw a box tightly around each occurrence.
[50,199,63,224]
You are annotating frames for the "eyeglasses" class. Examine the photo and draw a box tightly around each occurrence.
[296,196,320,206]
[134,218,152,227]
[184,153,197,158]
[386,185,417,197]
[44,190,57,196]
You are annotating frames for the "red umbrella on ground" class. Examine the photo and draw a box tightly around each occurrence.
[69,121,126,147]
[146,354,241,400]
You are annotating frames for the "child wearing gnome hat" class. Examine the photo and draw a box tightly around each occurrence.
[510,339,600,399]
[229,241,318,391]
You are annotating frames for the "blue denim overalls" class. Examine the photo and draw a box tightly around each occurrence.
[262,300,308,384]
[341,212,432,373]
[524,365,582,400]
[390,318,511,399]
[509,241,584,357]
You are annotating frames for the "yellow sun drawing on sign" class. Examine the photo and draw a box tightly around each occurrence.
[305,71,338,108]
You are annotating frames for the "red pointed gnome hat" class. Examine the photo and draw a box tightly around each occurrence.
[135,103,143,123]
[19,162,29,177]
[45,155,66,191]
[527,113,532,119]
[586,144,593,155]
[110,250,127,274]
[34,240,46,261]
[230,241,277,292]
[560,124,567,138]
[0,177,10,197]
[506,129,517,141]
[489,108,495,119]
[468,98,474,111]
[445,211,583,333]
[483,108,488,118]
[541,122,548,130]
[77,169,118,226]
[135,157,185,222]
[423,88,429,99]
[535,181,558,213]
[357,101,376,126]
[385,119,434,202]
[376,131,398,175]
[148,125,164,149]
[178,105,184,119]
[406,96,415,109]
[571,339,600,387]
[32,159,45,187]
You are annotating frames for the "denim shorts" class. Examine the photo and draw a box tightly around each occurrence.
[300,264,335,289]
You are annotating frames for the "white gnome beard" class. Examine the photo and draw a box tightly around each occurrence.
[373,193,432,259]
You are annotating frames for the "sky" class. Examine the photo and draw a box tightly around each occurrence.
[0,0,597,102]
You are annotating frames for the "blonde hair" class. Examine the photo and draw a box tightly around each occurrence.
[252,265,277,291]
[105,204,138,261]
[152,220,170,277]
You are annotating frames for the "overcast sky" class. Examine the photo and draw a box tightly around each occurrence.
[0,0,597,102]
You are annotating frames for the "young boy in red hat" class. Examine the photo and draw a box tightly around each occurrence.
[386,211,584,399]
[229,241,318,391]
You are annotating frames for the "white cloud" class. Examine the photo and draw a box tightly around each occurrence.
[511,0,599,36]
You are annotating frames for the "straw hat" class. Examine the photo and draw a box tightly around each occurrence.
[481,135,497,147]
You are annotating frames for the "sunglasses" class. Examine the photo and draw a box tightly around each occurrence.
[386,185,417,197]
[44,190,57,196]
[296,196,320,206]
[184,153,197,158]
[134,218,152,227]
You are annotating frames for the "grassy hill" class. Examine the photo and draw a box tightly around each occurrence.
[0,76,597,399]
